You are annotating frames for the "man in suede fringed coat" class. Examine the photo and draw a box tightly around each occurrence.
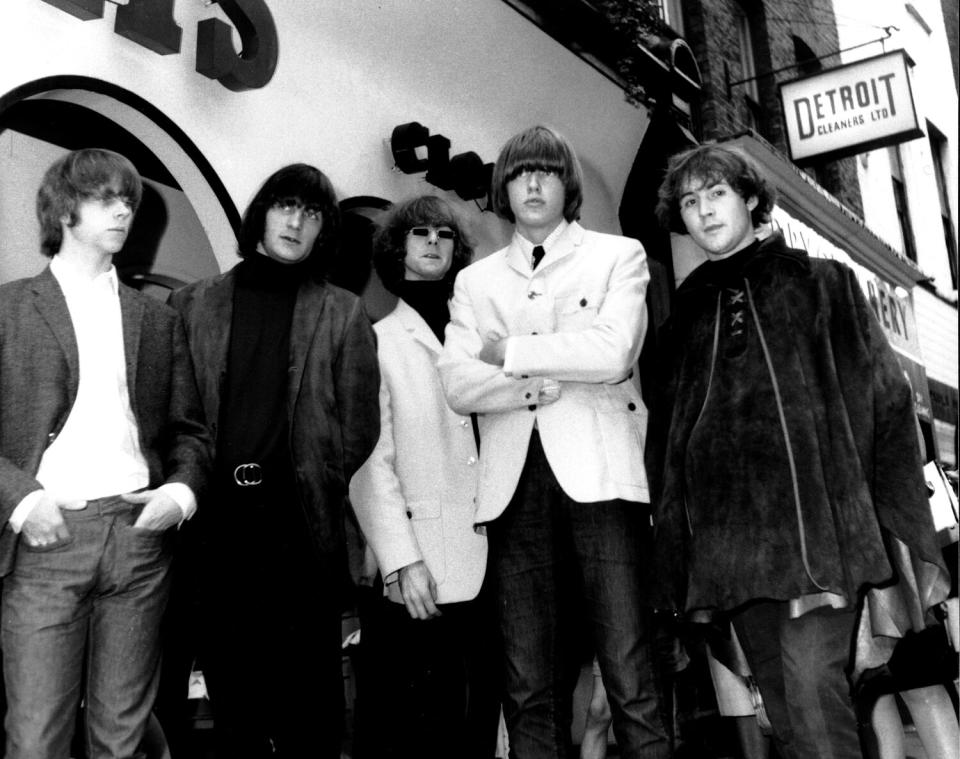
[650,143,949,759]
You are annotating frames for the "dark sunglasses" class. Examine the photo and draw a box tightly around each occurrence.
[409,227,456,240]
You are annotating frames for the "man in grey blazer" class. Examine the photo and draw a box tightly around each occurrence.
[439,126,669,758]
[0,148,211,758]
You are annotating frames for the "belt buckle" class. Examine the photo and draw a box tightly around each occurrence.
[233,463,263,487]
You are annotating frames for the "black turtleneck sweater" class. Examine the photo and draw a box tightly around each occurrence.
[394,279,450,343]
[217,254,309,488]
[694,238,762,289]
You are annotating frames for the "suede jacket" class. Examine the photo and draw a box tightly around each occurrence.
[650,233,946,613]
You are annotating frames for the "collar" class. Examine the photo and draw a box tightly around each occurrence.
[514,219,569,269]
[677,232,810,297]
[50,254,119,298]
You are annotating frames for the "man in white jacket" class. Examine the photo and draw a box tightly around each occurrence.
[350,195,499,759]
[438,125,669,759]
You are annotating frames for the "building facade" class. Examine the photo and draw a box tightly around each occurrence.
[0,0,684,310]
[833,0,959,469]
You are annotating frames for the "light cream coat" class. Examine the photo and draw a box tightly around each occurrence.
[350,299,486,604]
[438,221,650,524]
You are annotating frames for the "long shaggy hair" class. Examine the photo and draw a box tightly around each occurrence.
[238,163,341,277]
[655,143,776,235]
[37,148,143,257]
[372,195,473,296]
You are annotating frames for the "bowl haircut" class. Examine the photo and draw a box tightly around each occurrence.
[490,125,584,225]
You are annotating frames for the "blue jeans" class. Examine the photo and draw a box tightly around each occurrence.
[487,431,669,759]
[732,601,863,759]
[2,496,171,759]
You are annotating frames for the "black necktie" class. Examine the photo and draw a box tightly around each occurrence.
[532,245,545,270]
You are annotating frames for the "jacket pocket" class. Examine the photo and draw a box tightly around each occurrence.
[596,406,645,487]
[555,289,602,331]
[406,497,446,584]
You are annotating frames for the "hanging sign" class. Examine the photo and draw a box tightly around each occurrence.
[779,49,923,164]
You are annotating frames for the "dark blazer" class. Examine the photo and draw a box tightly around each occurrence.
[169,269,380,567]
[0,266,212,577]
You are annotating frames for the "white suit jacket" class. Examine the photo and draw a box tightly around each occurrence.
[349,299,486,604]
[438,221,650,525]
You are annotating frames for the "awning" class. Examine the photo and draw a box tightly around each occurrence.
[724,132,930,290]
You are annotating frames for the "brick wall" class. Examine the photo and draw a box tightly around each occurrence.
[942,0,960,92]
[682,0,863,215]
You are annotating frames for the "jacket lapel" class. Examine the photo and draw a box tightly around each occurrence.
[505,237,532,278]
[392,298,442,355]
[288,277,328,420]
[539,221,583,270]
[190,273,234,431]
[503,221,585,275]
[30,267,80,392]
[118,283,144,396]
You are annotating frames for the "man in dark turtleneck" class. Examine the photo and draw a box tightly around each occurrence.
[651,144,948,759]
[167,164,380,759]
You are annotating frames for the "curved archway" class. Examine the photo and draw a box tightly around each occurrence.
[0,75,239,282]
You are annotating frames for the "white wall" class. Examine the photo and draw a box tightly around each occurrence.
[834,0,959,297]
[0,0,650,264]
[0,130,219,286]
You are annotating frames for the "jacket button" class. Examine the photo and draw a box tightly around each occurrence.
[460,419,469,427]
[524,392,532,399]
[627,402,637,411]
[467,456,477,466]
[528,404,537,411]
[580,298,587,307]
[405,510,412,519]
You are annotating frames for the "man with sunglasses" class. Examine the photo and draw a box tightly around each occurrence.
[168,164,379,758]
[439,126,668,758]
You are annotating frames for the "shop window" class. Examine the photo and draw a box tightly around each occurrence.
[734,2,760,129]
[889,146,918,263]
[656,0,684,33]
[927,122,958,289]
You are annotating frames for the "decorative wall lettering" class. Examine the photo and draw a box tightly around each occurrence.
[38,0,278,92]
[390,122,493,202]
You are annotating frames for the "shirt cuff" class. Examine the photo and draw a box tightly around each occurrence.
[502,337,518,376]
[538,378,561,404]
[9,490,44,533]
[159,483,197,523]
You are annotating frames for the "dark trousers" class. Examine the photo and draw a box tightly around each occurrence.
[200,492,345,759]
[487,431,669,759]
[353,581,501,759]
[2,497,172,759]
[732,601,863,759]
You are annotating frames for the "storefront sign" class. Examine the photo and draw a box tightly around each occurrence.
[779,50,923,163]
[39,0,277,91]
